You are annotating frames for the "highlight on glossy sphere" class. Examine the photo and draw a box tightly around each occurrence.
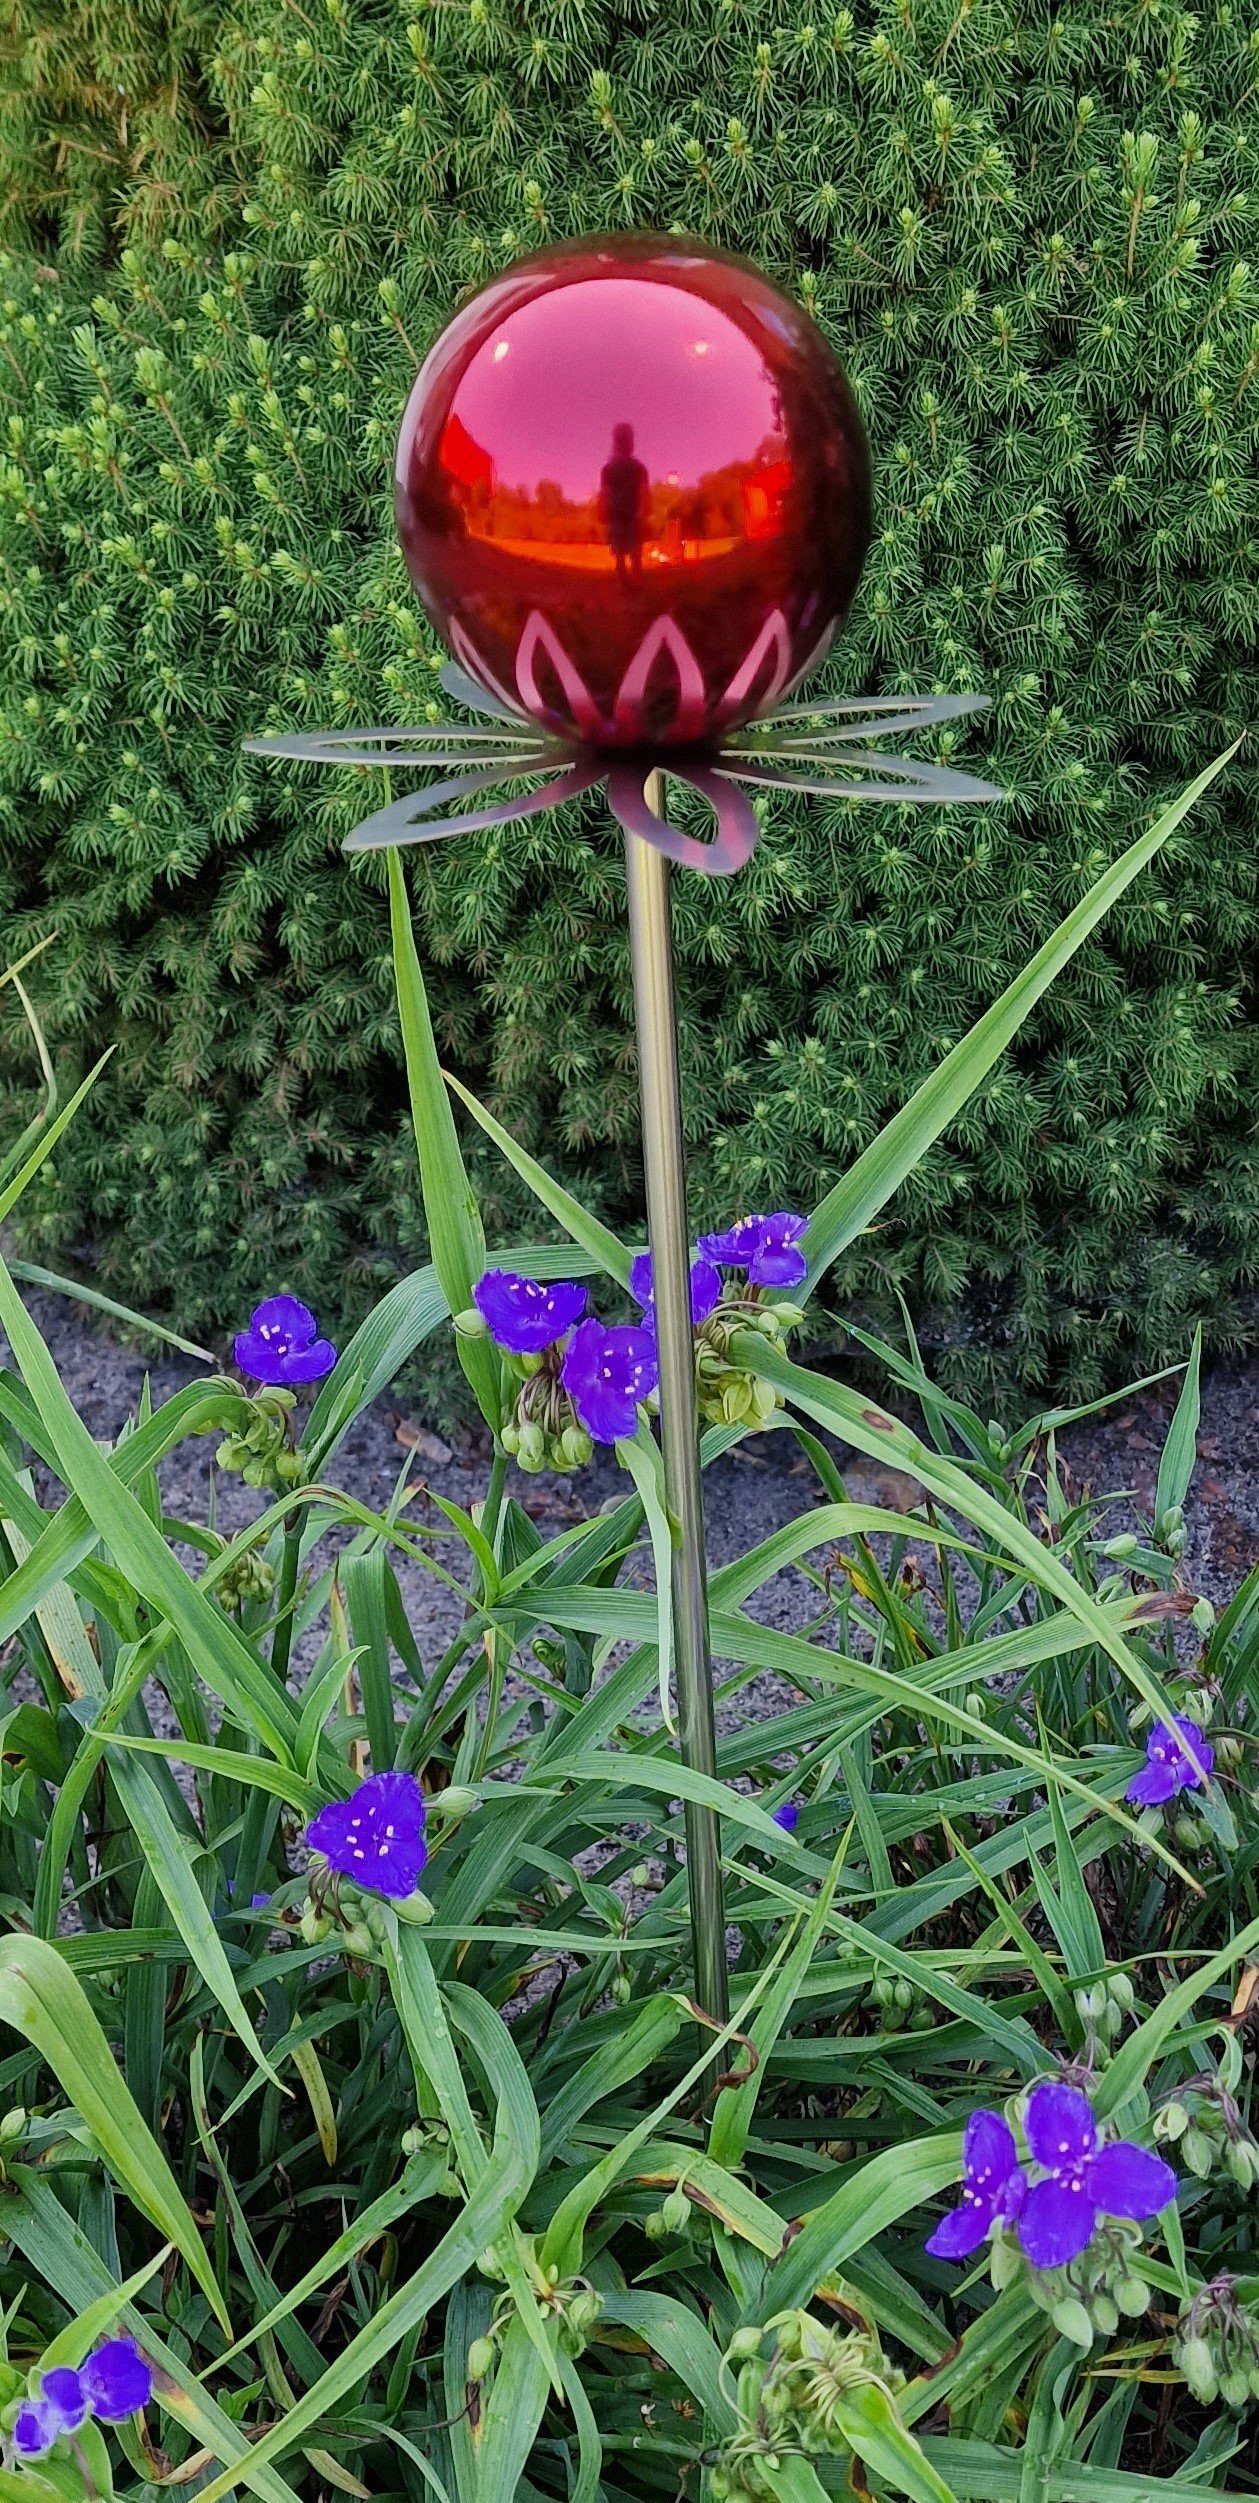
[394,234,872,752]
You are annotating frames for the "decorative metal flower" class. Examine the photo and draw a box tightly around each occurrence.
[246,657,1000,877]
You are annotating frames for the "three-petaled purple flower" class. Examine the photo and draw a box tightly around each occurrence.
[561,1318,659,1443]
[927,2084,1176,2271]
[13,2341,154,2456]
[1127,1714,1214,1808]
[474,1270,588,1356]
[234,1296,337,1389]
[306,1769,428,1899]
[771,1800,799,1833]
[699,1212,808,1288]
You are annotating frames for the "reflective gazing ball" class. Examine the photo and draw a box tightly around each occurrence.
[395,235,871,751]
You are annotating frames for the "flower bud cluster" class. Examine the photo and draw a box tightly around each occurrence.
[993,2214,1152,2345]
[866,1971,933,2034]
[400,2116,462,2199]
[465,2260,602,2388]
[1155,2084,1259,2193]
[711,2311,902,2498]
[214,1387,303,1491]
[1176,2277,1259,2409]
[216,1549,276,1613]
[694,1298,803,1429]
[1074,1969,1136,2048]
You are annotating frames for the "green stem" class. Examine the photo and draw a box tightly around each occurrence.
[269,1517,302,1684]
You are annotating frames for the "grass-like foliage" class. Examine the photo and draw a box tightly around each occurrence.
[4,757,1259,2497]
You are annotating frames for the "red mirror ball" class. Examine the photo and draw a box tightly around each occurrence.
[395,235,872,752]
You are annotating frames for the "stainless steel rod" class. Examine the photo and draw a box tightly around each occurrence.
[624,775,729,2037]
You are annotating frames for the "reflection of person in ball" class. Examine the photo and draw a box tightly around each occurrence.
[599,422,650,581]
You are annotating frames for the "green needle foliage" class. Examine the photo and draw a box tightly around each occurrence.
[2,0,1258,1404]
[5,753,1259,2496]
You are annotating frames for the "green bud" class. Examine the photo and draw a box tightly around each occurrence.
[466,2336,496,2380]
[661,2187,691,2234]
[300,1902,332,1944]
[342,1921,374,1958]
[437,2167,462,2198]
[1179,2335,1218,2403]
[401,2124,426,2156]
[559,1424,593,1469]
[518,1421,546,1469]
[630,1863,652,1888]
[1190,1596,1215,1636]
[1090,2293,1119,2336]
[1220,2367,1251,2409]
[1051,2297,1094,2348]
[453,1306,487,1338]
[392,1888,435,1924]
[1183,2126,1214,2177]
[726,2327,763,2363]
[0,2109,26,2144]
[1155,2101,1188,2141]
[1108,1971,1136,2013]
[610,1971,632,2004]
[566,2291,601,2338]
[771,1301,804,1328]
[1226,2138,1254,2188]
[721,1377,753,1424]
[500,1419,520,1454]
[434,1785,477,1823]
[989,2235,1022,2290]
[751,1377,779,1424]
[643,2209,667,2240]
[1114,2274,1151,2317]
[893,1978,916,2011]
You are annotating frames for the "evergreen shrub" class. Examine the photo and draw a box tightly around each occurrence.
[2,0,1258,1404]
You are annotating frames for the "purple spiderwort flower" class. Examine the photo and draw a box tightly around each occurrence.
[771,1800,799,1833]
[925,2110,1028,2259]
[81,2339,154,2422]
[39,2369,88,2434]
[699,1212,808,1288]
[473,1270,588,1356]
[1015,2081,1176,2269]
[630,1251,722,1329]
[1127,1714,1214,1808]
[12,2400,56,2459]
[561,1318,658,1443]
[234,1296,337,1389]
[305,1769,427,1900]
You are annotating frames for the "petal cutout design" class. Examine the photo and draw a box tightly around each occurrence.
[757,690,991,731]
[606,761,760,877]
[721,752,1004,805]
[343,760,602,850]
[440,650,532,723]
[244,725,546,767]
[613,614,708,741]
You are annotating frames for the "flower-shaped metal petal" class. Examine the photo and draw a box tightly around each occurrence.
[245,639,1002,880]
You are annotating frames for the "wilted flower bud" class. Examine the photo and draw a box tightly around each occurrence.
[1179,2335,1218,2403]
[1154,2102,1189,2141]
[726,2327,763,2363]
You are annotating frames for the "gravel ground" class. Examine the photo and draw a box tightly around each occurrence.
[4,1279,1257,1703]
